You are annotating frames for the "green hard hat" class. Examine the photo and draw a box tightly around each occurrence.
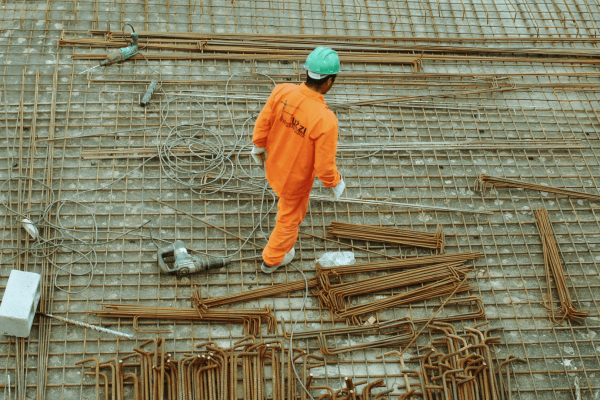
[304,47,341,78]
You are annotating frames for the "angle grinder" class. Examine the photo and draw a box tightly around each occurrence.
[79,24,139,74]
[157,240,230,275]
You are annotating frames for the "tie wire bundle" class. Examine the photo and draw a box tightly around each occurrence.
[534,208,589,324]
[475,174,600,201]
[328,222,445,252]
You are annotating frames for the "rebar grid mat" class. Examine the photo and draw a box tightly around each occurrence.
[1,0,600,399]
[3,0,600,37]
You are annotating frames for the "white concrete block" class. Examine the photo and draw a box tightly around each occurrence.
[0,270,42,337]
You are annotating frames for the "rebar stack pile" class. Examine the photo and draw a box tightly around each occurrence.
[336,278,474,324]
[319,251,480,276]
[316,252,483,289]
[328,222,445,252]
[475,174,600,201]
[315,261,474,324]
[93,303,277,336]
[75,337,392,400]
[62,31,600,69]
[66,32,423,68]
[534,208,589,324]
[397,322,525,400]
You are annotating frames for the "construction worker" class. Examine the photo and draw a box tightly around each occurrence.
[251,47,345,273]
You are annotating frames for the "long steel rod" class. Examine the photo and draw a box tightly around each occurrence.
[40,313,135,339]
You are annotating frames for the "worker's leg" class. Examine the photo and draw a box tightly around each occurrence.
[262,194,310,266]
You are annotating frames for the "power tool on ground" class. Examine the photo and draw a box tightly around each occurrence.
[80,25,139,75]
[157,240,231,275]
[140,79,158,107]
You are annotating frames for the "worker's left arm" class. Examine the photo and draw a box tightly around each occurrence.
[314,123,341,188]
[252,88,278,148]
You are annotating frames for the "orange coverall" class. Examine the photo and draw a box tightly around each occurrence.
[253,83,341,265]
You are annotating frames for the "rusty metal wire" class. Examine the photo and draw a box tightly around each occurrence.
[475,174,600,201]
[534,208,589,325]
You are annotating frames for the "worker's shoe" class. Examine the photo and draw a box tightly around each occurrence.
[261,248,295,274]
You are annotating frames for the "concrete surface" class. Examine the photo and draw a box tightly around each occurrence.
[0,0,599,399]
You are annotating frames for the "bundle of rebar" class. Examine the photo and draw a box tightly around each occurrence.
[476,174,600,201]
[65,31,600,67]
[328,221,445,251]
[65,31,600,58]
[534,208,589,324]
[385,322,526,400]
[316,252,482,288]
[194,277,319,309]
[337,278,474,324]
[93,303,277,336]
[75,337,392,400]
[316,261,472,316]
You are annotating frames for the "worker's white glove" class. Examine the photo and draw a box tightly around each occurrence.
[251,145,267,166]
[330,177,345,201]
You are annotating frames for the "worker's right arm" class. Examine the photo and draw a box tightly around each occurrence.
[252,88,278,148]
